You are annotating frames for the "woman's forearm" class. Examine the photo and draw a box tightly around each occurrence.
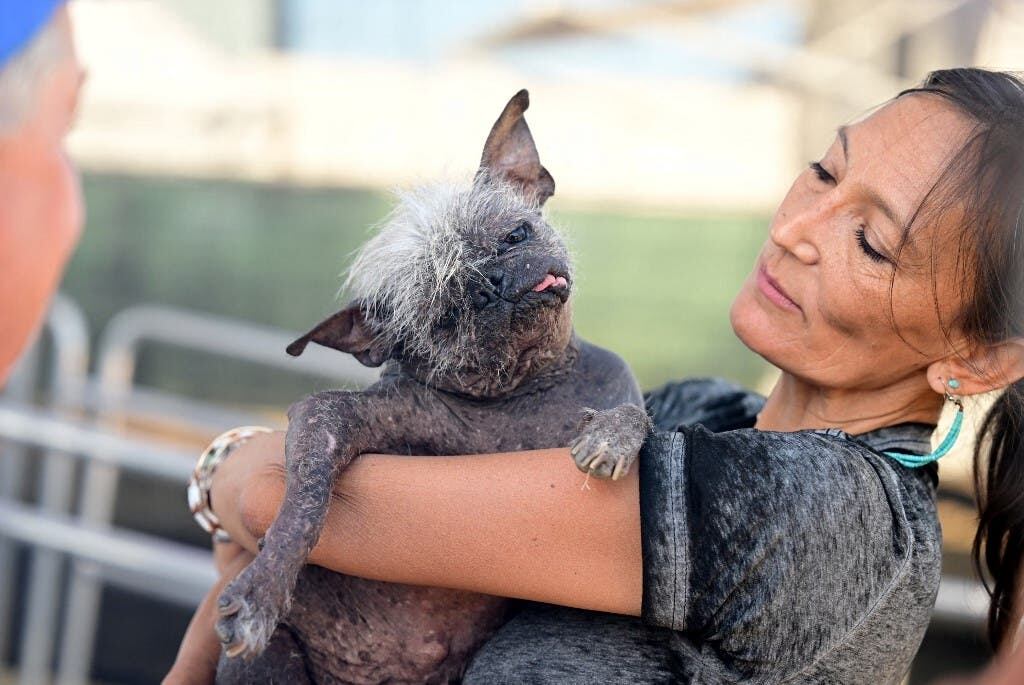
[212,431,643,616]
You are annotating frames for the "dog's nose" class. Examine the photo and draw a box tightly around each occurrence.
[473,269,508,309]
[487,269,509,294]
[473,287,498,309]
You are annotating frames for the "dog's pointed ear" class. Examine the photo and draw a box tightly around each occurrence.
[286,302,391,367]
[478,89,555,206]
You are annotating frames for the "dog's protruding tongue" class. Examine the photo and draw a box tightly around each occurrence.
[533,274,568,292]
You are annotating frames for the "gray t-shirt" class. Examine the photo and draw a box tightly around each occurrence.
[464,378,942,684]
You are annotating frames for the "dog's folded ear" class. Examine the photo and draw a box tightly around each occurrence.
[287,301,391,367]
[478,89,555,206]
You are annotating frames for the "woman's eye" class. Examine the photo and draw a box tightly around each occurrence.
[855,227,889,264]
[504,221,530,244]
[808,161,835,184]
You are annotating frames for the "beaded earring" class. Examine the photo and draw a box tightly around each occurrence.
[883,378,964,468]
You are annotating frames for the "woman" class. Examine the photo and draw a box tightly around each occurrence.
[167,68,1024,684]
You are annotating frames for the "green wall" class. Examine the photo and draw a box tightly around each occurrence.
[63,173,771,405]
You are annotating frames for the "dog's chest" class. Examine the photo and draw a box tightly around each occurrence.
[410,390,585,455]
[380,341,640,456]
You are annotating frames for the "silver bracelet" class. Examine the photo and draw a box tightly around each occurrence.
[187,426,273,543]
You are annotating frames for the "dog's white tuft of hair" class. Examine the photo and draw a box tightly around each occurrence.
[345,176,560,378]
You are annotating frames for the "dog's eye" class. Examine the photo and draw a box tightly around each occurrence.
[504,221,531,245]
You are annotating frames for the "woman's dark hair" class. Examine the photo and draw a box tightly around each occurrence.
[894,68,1024,648]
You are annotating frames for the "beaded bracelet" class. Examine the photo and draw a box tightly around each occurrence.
[187,426,273,543]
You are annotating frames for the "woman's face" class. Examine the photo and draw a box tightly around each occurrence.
[730,94,975,392]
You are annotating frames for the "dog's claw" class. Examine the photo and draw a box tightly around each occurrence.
[587,452,616,479]
[570,436,591,461]
[214,561,290,660]
[215,615,234,645]
[570,405,650,481]
[224,640,248,659]
[572,437,601,471]
[217,597,241,617]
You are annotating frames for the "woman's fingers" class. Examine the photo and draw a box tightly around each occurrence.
[210,431,287,552]
[212,540,252,574]
[163,552,253,685]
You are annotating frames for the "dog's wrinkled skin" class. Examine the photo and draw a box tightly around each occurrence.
[214,90,652,684]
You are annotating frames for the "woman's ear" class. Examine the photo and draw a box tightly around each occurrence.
[927,338,1024,396]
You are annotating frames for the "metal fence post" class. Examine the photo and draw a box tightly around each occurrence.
[56,305,375,685]
[0,345,40,664]
[56,313,135,685]
[19,296,90,685]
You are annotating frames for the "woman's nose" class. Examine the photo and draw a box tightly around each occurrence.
[769,204,824,265]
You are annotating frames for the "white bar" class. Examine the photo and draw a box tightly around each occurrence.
[0,401,195,482]
[0,500,215,606]
[0,344,40,661]
[21,295,91,685]
[933,575,988,626]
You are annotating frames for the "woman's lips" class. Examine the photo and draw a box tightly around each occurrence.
[756,264,801,312]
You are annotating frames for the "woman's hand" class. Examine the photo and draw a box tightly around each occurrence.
[162,545,254,685]
[161,438,280,683]
[208,431,644,616]
[208,432,287,554]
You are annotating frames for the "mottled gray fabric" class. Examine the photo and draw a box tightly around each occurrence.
[464,378,941,684]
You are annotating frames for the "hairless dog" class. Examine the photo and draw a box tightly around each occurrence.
[214,90,651,684]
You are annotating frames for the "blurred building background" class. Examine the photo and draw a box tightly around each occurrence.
[1,0,1021,682]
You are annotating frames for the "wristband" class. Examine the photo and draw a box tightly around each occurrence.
[187,426,273,543]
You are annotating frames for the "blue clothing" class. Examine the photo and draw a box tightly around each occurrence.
[0,0,65,68]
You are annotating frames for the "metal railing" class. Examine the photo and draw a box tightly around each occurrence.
[0,342,40,667]
[62,304,373,684]
[0,399,212,605]
[15,297,90,685]
[0,499,215,607]
[0,299,374,685]
[0,295,89,681]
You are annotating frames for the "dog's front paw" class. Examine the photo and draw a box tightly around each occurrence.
[569,404,652,480]
[215,559,293,660]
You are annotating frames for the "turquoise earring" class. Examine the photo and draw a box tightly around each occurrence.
[884,378,964,468]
